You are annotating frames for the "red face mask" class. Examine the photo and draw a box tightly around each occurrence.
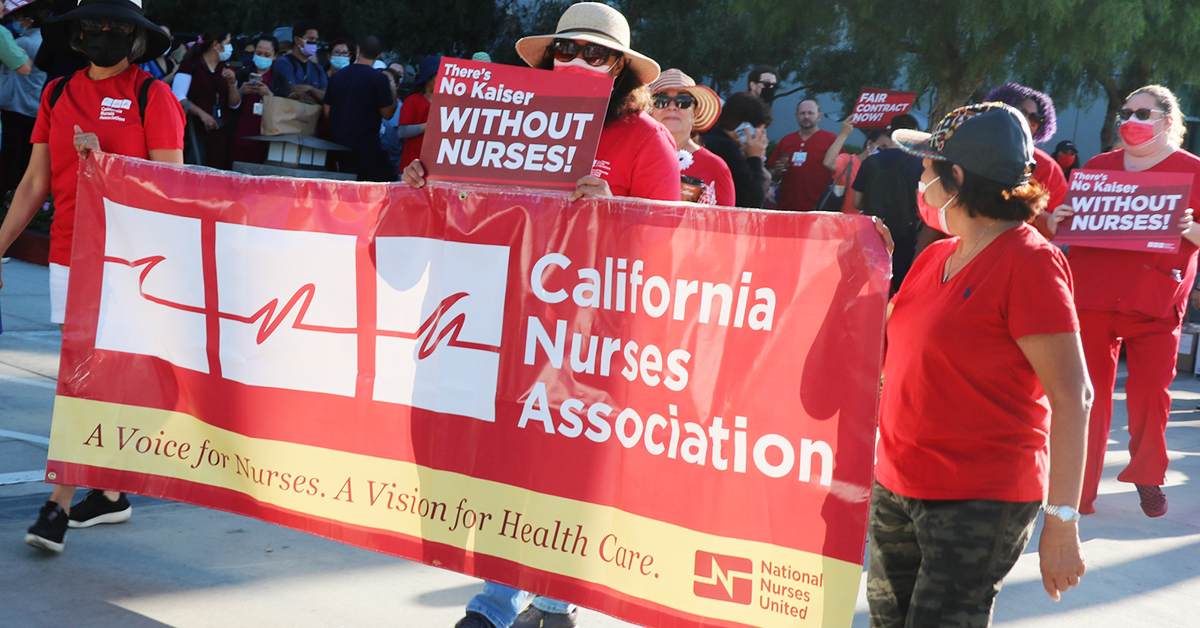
[1056,153,1075,169]
[1118,118,1162,148]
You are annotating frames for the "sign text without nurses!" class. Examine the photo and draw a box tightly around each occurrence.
[1056,169,1194,253]
[851,88,916,130]
[420,58,611,190]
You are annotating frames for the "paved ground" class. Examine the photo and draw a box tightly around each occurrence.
[1,257,1198,627]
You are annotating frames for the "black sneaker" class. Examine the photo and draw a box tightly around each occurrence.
[454,612,497,628]
[25,501,68,552]
[512,606,579,628]
[68,490,132,528]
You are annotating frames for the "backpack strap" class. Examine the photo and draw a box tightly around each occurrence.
[46,70,75,110]
[137,76,153,124]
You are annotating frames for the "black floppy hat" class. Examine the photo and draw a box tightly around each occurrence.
[42,0,170,65]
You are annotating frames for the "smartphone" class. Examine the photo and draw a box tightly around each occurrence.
[249,72,262,85]
[735,121,753,144]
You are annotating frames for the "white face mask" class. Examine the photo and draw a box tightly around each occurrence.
[553,57,614,78]
[217,44,231,62]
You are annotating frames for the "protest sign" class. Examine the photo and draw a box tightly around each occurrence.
[49,152,890,628]
[850,88,916,130]
[420,58,612,190]
[1056,169,1194,253]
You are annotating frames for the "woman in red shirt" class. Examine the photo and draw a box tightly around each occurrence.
[0,0,185,553]
[1049,85,1200,517]
[985,83,1069,240]
[647,68,734,206]
[396,55,439,171]
[874,103,1089,625]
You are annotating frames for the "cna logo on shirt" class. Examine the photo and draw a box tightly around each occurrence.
[99,96,133,122]
[693,550,753,605]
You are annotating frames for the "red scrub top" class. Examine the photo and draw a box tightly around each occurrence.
[590,111,679,202]
[768,129,837,211]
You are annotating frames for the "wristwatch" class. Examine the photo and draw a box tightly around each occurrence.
[1044,504,1081,523]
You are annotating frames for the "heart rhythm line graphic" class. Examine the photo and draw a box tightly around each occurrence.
[105,255,500,357]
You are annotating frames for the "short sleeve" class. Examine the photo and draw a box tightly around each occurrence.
[30,76,57,144]
[1006,246,1078,339]
[629,118,682,202]
[144,81,186,151]
[374,71,393,109]
[0,27,27,70]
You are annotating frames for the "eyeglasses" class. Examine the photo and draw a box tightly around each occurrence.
[80,19,135,35]
[551,38,620,67]
[652,94,696,109]
[1024,111,1045,126]
[1118,107,1165,121]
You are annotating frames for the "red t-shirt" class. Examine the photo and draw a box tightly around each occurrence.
[877,223,1078,502]
[398,92,431,171]
[767,129,837,211]
[683,146,735,206]
[1033,146,1068,212]
[1069,149,1200,320]
[32,65,185,266]
[590,111,679,201]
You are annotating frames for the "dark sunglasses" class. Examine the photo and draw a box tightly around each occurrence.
[756,81,777,89]
[81,19,135,35]
[1118,107,1165,121]
[551,38,620,67]
[1024,111,1045,126]
[652,94,696,109]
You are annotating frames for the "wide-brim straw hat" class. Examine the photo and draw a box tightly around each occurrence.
[43,0,171,65]
[515,2,659,85]
[648,69,720,133]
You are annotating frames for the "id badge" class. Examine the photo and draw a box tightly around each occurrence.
[253,102,264,116]
[791,151,807,166]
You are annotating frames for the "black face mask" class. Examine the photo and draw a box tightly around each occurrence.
[81,31,133,68]
[759,84,778,103]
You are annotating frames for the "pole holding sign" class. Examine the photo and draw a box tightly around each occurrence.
[850,88,917,130]
[1056,169,1194,253]
[420,58,612,190]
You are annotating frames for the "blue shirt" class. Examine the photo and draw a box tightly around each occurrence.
[272,54,327,90]
[326,63,393,152]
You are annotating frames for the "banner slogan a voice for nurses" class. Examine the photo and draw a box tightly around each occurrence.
[47,153,890,628]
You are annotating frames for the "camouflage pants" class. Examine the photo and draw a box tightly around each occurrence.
[867,481,1039,628]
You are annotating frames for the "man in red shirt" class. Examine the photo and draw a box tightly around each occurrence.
[767,99,838,211]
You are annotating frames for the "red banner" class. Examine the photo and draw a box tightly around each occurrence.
[50,153,890,628]
[420,58,611,190]
[1056,169,1194,253]
[850,88,916,130]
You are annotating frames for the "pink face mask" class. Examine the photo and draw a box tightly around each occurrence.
[554,57,612,77]
[1118,118,1163,148]
[917,176,957,233]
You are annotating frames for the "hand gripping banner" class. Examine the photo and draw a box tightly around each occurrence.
[50,153,890,628]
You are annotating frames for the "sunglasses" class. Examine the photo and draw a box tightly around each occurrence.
[652,94,696,109]
[1118,107,1165,121]
[81,19,135,35]
[756,81,777,89]
[551,38,620,67]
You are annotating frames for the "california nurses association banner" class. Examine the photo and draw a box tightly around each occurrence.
[50,153,890,628]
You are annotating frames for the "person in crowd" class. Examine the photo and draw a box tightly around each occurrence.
[701,91,771,208]
[873,102,1089,625]
[324,35,395,181]
[229,33,276,165]
[239,36,254,69]
[820,116,868,214]
[471,51,491,63]
[768,99,838,211]
[138,22,176,83]
[745,64,777,103]
[1052,139,1080,179]
[172,25,240,169]
[396,54,439,171]
[648,68,733,206]
[272,21,325,103]
[387,60,405,82]
[852,113,923,293]
[32,0,85,83]
[985,83,1069,240]
[403,3,678,625]
[326,37,350,77]
[0,0,33,190]
[1048,85,1200,518]
[0,0,184,553]
[0,0,48,196]
[379,66,402,170]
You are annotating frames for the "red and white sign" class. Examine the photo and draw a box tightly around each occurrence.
[420,58,611,190]
[1056,169,1194,253]
[50,153,891,628]
[851,88,916,130]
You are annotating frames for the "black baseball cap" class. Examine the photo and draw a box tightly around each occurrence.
[893,102,1036,188]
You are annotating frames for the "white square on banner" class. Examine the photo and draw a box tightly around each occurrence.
[95,199,209,373]
[215,223,358,397]
[374,237,509,421]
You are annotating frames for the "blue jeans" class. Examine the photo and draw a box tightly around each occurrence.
[466,581,575,627]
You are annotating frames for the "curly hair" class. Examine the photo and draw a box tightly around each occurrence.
[985,83,1056,144]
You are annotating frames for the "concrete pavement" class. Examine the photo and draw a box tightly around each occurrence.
[1,258,1198,627]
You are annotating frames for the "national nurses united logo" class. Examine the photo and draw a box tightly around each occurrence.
[693,550,753,605]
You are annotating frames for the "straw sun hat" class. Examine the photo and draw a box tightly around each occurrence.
[648,69,721,133]
[515,2,660,85]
